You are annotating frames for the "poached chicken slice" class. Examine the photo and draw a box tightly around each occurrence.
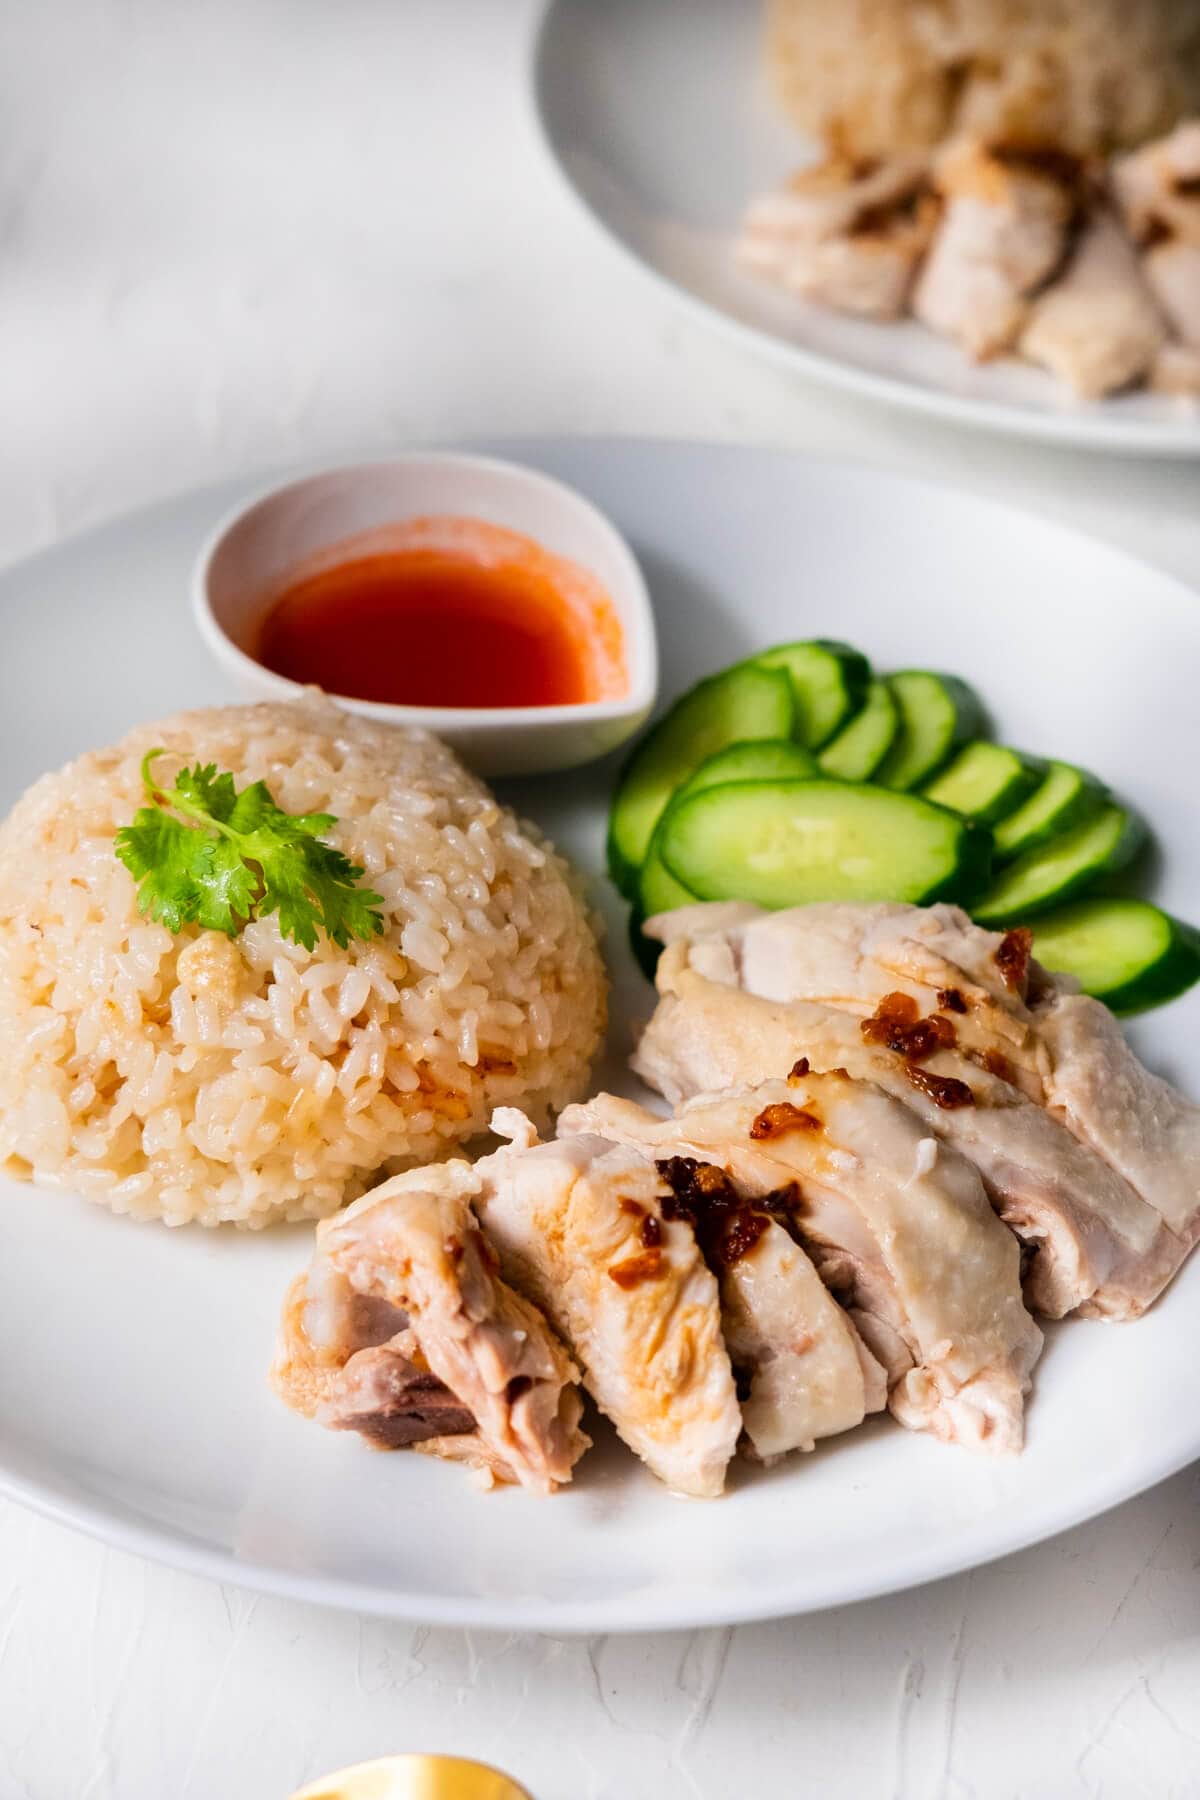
[1036,993,1200,1257]
[649,899,1051,1099]
[1144,242,1200,350]
[551,1102,888,1462]
[1019,209,1167,397]
[637,906,1178,1320]
[1112,122,1200,351]
[912,139,1077,358]
[477,1115,741,1496]
[739,154,936,320]
[565,1079,1040,1456]
[272,1162,588,1494]
[648,900,1200,1280]
[1112,122,1200,250]
[739,153,930,264]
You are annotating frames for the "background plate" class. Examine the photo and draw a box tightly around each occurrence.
[533,0,1200,457]
[2,439,1199,1632]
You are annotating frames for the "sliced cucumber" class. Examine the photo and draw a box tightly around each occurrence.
[679,738,819,793]
[658,778,992,912]
[818,678,898,781]
[752,640,871,748]
[874,671,985,791]
[637,739,817,921]
[922,742,1043,826]
[974,805,1145,924]
[606,664,796,896]
[638,849,696,919]
[993,760,1108,863]
[1031,898,1200,1015]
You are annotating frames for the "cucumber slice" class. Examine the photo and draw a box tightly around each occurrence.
[818,678,898,781]
[606,664,796,896]
[974,805,1146,924]
[874,671,985,791]
[1031,898,1200,1015]
[752,640,871,748]
[922,742,1043,825]
[658,778,992,911]
[638,850,696,919]
[680,738,820,792]
[993,760,1108,862]
[637,739,817,920]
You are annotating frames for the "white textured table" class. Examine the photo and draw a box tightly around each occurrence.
[2,5,1199,1797]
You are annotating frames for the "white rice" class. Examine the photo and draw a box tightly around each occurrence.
[0,697,606,1227]
[766,0,1200,160]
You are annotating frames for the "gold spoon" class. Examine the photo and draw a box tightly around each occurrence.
[289,1754,533,1800]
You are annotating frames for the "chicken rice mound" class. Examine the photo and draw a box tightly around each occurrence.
[766,0,1200,160]
[0,697,606,1227]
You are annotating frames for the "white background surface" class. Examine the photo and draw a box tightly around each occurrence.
[1,2,1198,1796]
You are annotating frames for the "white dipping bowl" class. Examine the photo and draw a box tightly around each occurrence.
[192,453,657,776]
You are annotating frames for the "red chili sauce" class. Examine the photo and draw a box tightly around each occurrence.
[253,520,626,712]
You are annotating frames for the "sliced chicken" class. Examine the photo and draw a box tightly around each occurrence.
[476,1114,741,1497]
[317,1333,477,1449]
[536,1101,885,1463]
[740,153,930,265]
[739,154,935,320]
[638,903,1183,1320]
[784,201,939,319]
[650,900,1051,1099]
[913,139,1077,358]
[272,1163,588,1494]
[1019,210,1167,397]
[1144,241,1200,349]
[1112,122,1200,249]
[1112,122,1200,351]
[1152,342,1200,394]
[1036,993,1200,1257]
[654,902,1200,1272]
[716,1204,888,1458]
[565,1078,1040,1456]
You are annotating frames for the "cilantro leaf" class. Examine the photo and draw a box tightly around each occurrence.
[114,750,385,949]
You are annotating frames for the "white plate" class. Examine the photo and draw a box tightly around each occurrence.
[2,439,1199,1633]
[532,0,1200,458]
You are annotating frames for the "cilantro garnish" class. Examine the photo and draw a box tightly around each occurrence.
[115,751,386,951]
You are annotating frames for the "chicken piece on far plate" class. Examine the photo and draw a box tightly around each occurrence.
[565,1078,1041,1457]
[1019,209,1167,397]
[1112,122,1200,352]
[638,901,1191,1322]
[1143,242,1200,350]
[476,1114,742,1496]
[272,1162,589,1494]
[913,138,1078,358]
[1112,122,1200,250]
[739,153,935,319]
[1151,342,1200,395]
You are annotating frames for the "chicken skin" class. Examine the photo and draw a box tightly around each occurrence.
[272,1162,588,1494]
[551,1101,889,1462]
[565,1078,1041,1456]
[477,1114,742,1497]
[638,902,1191,1320]
[739,153,936,320]
[913,139,1077,358]
[1019,210,1167,398]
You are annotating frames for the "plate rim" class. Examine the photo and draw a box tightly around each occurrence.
[2,436,1199,1633]
[528,0,1200,460]
[1,1426,1195,1635]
